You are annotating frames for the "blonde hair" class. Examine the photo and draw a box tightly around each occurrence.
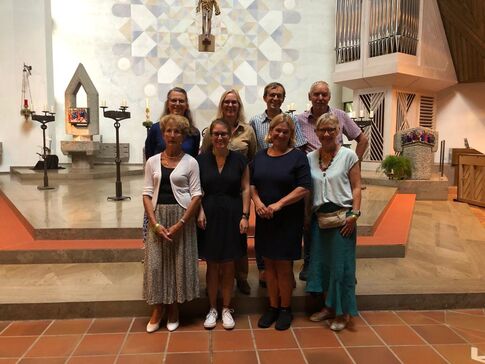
[159,114,190,136]
[216,89,246,124]
[264,113,296,147]
[315,112,340,131]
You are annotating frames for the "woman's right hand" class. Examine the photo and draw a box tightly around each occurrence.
[255,201,272,219]
[154,224,172,242]
[197,207,207,230]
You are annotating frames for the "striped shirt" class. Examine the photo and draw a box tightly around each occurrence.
[297,107,362,154]
[249,111,307,151]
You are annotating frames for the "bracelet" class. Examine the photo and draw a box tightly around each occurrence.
[179,218,186,225]
[242,212,250,219]
[153,223,161,231]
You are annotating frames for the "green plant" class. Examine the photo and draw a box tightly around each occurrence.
[379,155,412,180]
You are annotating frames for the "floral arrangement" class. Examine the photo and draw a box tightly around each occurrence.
[401,129,436,147]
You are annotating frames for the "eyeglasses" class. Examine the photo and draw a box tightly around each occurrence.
[169,98,186,105]
[267,92,284,99]
[211,132,229,138]
[316,127,337,134]
[223,100,239,106]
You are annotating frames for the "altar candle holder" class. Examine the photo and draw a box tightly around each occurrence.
[351,112,374,131]
[101,104,131,201]
[142,107,153,136]
[31,110,56,190]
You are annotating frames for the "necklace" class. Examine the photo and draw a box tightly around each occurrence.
[319,149,337,176]
[161,151,184,167]
[162,151,184,159]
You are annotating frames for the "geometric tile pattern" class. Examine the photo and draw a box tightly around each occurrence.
[112,0,301,108]
[360,92,385,161]
[396,92,416,131]
[1,309,485,363]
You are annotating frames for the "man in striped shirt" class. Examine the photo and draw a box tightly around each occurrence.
[249,82,307,151]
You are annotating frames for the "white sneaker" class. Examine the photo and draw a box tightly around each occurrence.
[204,308,218,329]
[222,307,235,330]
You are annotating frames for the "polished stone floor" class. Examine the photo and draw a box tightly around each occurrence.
[1,309,485,363]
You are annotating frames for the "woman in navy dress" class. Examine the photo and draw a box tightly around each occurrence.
[197,119,250,330]
[250,113,311,330]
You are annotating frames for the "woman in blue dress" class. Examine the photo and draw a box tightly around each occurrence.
[305,113,362,331]
[250,113,311,330]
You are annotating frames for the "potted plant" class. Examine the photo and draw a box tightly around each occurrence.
[379,155,412,180]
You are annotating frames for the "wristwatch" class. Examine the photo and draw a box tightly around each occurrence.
[350,210,361,218]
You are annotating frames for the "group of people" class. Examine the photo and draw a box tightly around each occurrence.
[142,81,368,333]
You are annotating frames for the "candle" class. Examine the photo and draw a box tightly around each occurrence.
[286,104,291,112]
[350,111,355,118]
[359,110,364,118]
[292,103,296,110]
[369,110,374,118]
[49,105,54,113]
[23,99,29,108]
[43,104,48,112]
[101,100,106,107]
[145,98,149,109]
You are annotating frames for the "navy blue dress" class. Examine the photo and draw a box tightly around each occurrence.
[145,122,200,159]
[250,148,312,260]
[196,151,248,262]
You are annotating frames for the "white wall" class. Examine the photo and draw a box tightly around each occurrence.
[436,82,485,163]
[0,0,54,172]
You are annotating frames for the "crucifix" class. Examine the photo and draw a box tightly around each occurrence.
[196,0,221,52]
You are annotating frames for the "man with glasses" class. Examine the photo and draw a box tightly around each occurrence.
[297,80,368,281]
[250,82,307,152]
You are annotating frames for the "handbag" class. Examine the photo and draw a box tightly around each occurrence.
[316,208,348,229]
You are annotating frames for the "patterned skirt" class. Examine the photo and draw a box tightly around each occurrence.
[143,204,200,305]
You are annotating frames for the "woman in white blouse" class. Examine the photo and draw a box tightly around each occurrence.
[143,114,202,333]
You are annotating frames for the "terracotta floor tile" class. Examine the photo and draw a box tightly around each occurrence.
[373,325,425,345]
[434,343,485,364]
[18,358,66,364]
[44,319,92,335]
[25,335,81,357]
[396,311,445,325]
[446,311,485,332]
[73,333,125,356]
[448,309,485,316]
[165,352,210,364]
[129,317,150,333]
[167,331,209,352]
[117,353,163,363]
[453,327,485,343]
[347,347,401,364]
[0,322,11,334]
[212,330,254,351]
[0,336,37,357]
[1,321,51,336]
[293,327,340,348]
[253,330,297,350]
[303,348,353,364]
[360,311,404,325]
[390,345,448,364]
[67,355,116,364]
[336,325,383,347]
[412,324,467,344]
[87,317,132,334]
[120,332,167,354]
[0,359,17,363]
[258,349,306,364]
[212,351,258,364]
[176,317,206,332]
[350,315,370,327]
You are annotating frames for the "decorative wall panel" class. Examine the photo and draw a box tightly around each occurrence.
[359,92,385,161]
[396,92,415,131]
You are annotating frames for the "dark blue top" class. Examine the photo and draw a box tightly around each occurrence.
[144,122,201,159]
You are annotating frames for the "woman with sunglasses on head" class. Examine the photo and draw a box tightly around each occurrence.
[197,119,250,330]
[305,113,361,332]
[201,89,257,295]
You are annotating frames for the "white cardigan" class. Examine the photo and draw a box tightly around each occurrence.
[143,153,202,211]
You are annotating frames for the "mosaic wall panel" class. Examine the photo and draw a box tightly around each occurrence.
[111,0,302,109]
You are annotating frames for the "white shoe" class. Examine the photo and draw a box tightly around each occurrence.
[166,320,179,332]
[204,308,218,329]
[222,308,235,330]
[146,320,160,333]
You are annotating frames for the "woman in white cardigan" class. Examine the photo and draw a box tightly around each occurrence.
[143,114,202,333]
